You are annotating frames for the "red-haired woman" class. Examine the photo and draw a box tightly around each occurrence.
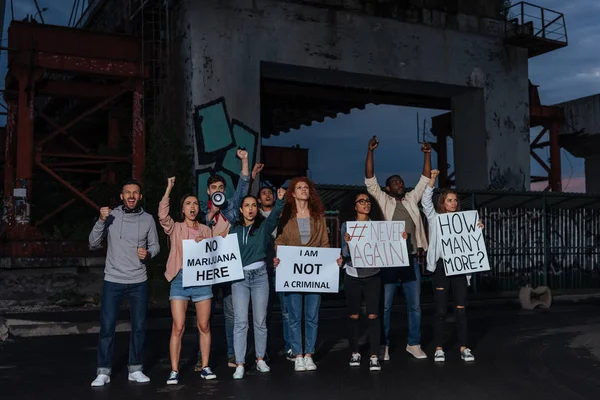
[422,170,483,363]
[273,177,331,372]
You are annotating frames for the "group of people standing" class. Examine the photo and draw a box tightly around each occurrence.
[88,138,483,387]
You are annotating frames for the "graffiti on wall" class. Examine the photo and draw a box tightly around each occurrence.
[480,208,600,289]
[193,98,259,205]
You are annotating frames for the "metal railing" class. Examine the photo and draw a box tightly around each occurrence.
[503,1,568,44]
[326,199,600,293]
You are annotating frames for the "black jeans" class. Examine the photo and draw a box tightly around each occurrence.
[344,273,381,356]
[432,263,468,348]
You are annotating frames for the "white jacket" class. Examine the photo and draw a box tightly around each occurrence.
[421,186,471,285]
[365,174,430,251]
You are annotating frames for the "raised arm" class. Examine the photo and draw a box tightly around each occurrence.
[422,169,439,220]
[421,142,432,178]
[365,135,378,179]
[158,177,176,236]
[223,149,251,222]
[89,207,112,249]
[262,189,285,233]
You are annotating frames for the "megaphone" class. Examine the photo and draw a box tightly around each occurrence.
[211,191,226,207]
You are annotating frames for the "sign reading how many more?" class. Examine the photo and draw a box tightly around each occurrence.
[437,210,490,276]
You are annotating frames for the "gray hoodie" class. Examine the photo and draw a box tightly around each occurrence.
[89,206,160,284]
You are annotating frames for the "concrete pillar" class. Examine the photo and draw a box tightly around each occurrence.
[585,155,600,195]
[451,89,488,190]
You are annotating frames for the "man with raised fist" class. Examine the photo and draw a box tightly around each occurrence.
[365,136,431,362]
[89,179,160,387]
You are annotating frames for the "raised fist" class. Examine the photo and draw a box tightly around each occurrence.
[251,163,264,180]
[277,187,286,200]
[421,142,432,153]
[431,169,440,180]
[167,176,176,189]
[368,136,379,151]
[237,148,248,160]
[99,207,111,221]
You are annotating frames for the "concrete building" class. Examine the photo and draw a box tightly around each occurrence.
[79,0,555,195]
[557,94,600,195]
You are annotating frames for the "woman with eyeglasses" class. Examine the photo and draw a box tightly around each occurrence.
[337,192,407,371]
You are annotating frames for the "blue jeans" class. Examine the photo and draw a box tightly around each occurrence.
[287,292,321,355]
[97,280,148,375]
[279,290,292,353]
[232,267,270,363]
[383,256,421,346]
[203,284,234,358]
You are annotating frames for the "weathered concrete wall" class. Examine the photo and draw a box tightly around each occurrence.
[585,156,600,195]
[556,95,600,136]
[174,0,529,190]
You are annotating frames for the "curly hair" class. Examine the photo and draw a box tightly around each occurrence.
[437,189,460,213]
[338,191,384,225]
[279,177,325,226]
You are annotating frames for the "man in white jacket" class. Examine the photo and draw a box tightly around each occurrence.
[364,136,431,361]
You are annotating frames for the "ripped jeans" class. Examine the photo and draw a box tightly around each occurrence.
[432,262,468,347]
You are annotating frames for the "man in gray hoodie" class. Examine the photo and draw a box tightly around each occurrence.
[89,179,160,387]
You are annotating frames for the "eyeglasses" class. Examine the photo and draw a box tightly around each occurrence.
[355,199,371,205]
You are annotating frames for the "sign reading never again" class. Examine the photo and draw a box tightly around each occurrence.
[436,210,490,276]
[275,245,341,293]
[182,234,244,287]
[346,221,410,268]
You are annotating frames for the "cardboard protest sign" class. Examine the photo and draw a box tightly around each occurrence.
[346,221,410,268]
[182,234,244,287]
[275,245,341,293]
[437,211,490,276]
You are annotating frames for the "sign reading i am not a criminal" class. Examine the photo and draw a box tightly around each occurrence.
[182,234,244,287]
[346,221,410,268]
[437,210,490,276]
[275,245,341,293]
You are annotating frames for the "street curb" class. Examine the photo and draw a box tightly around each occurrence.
[4,292,600,339]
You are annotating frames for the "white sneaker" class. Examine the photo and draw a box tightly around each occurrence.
[434,349,445,363]
[461,348,475,362]
[383,346,390,361]
[256,360,270,372]
[128,371,150,383]
[304,356,317,371]
[91,374,110,387]
[294,357,306,371]
[406,344,428,359]
[233,365,245,379]
[369,357,381,371]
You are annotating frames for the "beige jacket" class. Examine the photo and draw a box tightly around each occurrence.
[365,174,430,251]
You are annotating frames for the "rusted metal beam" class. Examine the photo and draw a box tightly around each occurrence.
[45,159,127,167]
[39,152,130,161]
[3,100,17,196]
[36,88,129,148]
[549,120,562,192]
[8,20,142,64]
[32,53,144,78]
[35,157,100,210]
[37,80,135,98]
[35,185,97,227]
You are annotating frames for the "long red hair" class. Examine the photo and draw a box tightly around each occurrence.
[279,177,325,225]
[438,189,460,213]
